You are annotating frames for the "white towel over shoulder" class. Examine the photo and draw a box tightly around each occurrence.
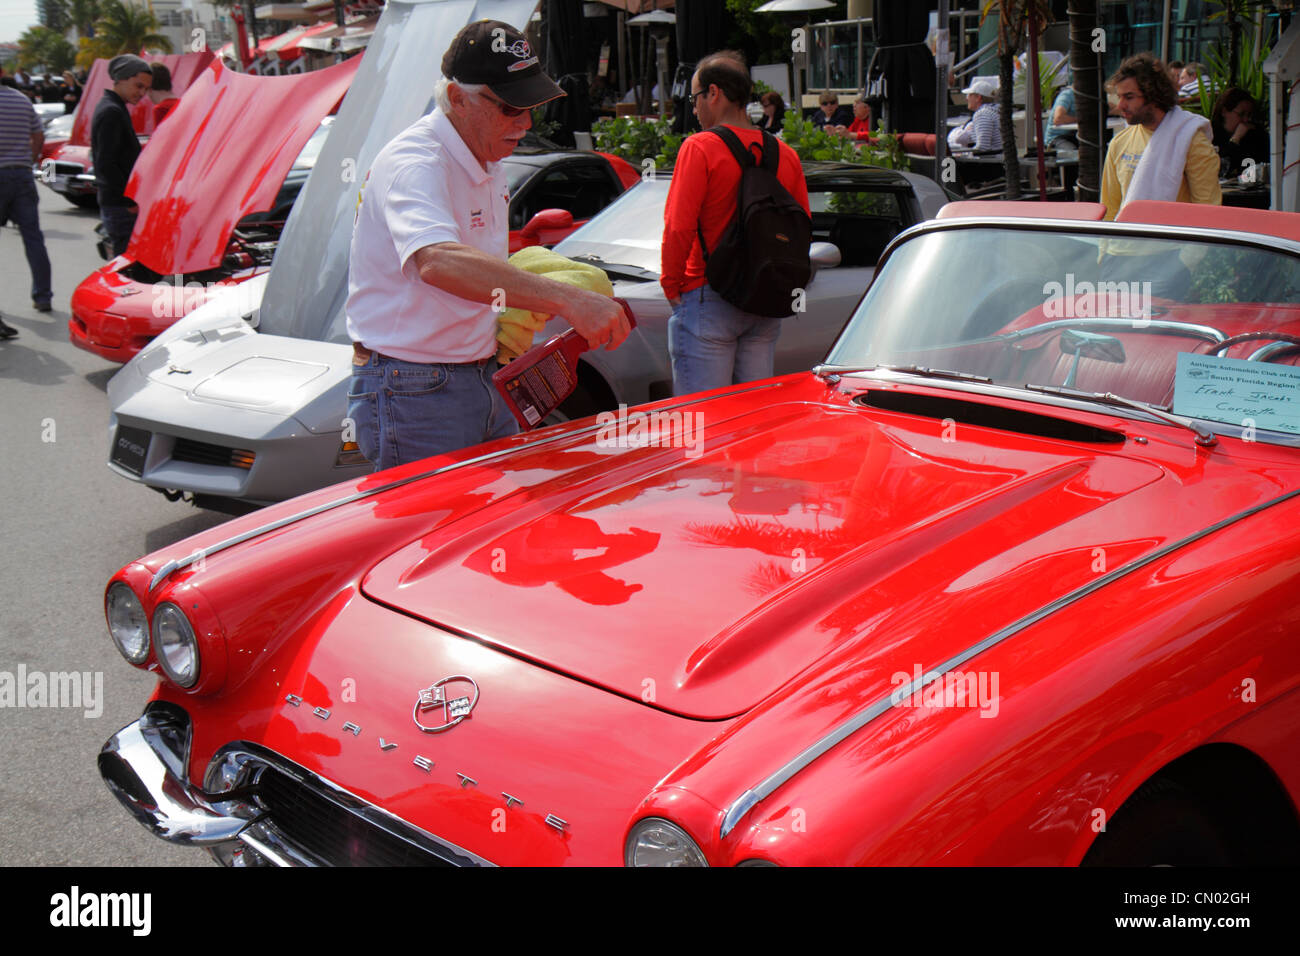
[1122,106,1211,209]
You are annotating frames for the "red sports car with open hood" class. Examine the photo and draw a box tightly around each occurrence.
[68,57,360,363]
[97,198,1300,866]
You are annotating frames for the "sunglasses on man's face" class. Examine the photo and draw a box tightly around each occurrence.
[477,89,530,118]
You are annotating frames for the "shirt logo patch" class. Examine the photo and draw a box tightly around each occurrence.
[470,208,485,229]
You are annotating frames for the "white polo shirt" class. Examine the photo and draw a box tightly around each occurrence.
[346,108,509,363]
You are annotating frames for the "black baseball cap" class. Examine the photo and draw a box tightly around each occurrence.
[442,20,564,109]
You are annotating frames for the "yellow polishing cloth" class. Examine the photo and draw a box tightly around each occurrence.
[497,247,613,364]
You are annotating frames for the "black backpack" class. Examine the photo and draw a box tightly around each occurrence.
[697,126,811,318]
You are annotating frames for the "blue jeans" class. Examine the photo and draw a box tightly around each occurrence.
[0,167,53,304]
[668,285,782,396]
[346,351,518,471]
[97,196,136,257]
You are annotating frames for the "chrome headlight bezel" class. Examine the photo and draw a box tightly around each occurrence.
[153,601,200,688]
[625,818,709,867]
[106,581,149,664]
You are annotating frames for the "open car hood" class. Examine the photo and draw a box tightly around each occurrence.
[356,388,1283,720]
[123,56,360,276]
[69,52,214,146]
[257,0,538,342]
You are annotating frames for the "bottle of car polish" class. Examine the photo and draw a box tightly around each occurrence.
[494,298,635,430]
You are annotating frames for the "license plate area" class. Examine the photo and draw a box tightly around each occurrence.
[110,425,151,476]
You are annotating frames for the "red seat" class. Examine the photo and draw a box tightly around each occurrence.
[901,132,936,156]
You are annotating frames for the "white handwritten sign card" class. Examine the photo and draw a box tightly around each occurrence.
[1173,352,1300,435]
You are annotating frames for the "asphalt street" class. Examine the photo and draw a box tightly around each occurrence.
[0,192,227,865]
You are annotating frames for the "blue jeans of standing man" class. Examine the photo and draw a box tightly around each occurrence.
[668,284,783,396]
[346,350,519,472]
[97,196,136,258]
[0,167,53,305]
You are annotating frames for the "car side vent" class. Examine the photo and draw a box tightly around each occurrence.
[853,390,1126,444]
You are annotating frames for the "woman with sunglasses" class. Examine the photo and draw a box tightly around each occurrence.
[1211,88,1268,178]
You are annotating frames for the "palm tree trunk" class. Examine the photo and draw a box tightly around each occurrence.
[1068,0,1101,201]
[999,51,1020,198]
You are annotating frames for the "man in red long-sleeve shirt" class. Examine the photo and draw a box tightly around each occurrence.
[661,51,809,396]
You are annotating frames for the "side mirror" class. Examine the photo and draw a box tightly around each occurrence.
[521,208,574,240]
[808,241,841,283]
[810,241,842,269]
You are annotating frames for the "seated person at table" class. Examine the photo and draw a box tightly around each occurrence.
[832,95,873,142]
[1177,62,1206,100]
[948,79,1001,152]
[1043,85,1077,150]
[758,91,786,133]
[812,91,852,129]
[1212,87,1269,178]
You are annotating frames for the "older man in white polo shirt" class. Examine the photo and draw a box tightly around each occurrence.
[347,19,629,470]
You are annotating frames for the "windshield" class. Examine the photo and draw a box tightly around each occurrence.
[828,225,1300,440]
[552,179,667,276]
[553,175,910,278]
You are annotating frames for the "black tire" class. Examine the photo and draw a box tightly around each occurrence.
[542,383,602,426]
[1082,778,1234,866]
[68,193,99,209]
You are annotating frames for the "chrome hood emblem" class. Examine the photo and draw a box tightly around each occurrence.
[413,676,479,734]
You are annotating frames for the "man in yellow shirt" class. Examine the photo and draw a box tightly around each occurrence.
[1101,52,1221,221]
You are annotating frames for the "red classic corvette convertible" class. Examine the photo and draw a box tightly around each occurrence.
[98,200,1300,865]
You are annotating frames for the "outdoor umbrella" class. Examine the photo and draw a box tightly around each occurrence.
[673,1,728,134]
[869,0,936,134]
[542,0,590,147]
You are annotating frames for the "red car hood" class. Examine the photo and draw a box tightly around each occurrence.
[69,53,214,145]
[124,56,360,276]
[356,383,1278,720]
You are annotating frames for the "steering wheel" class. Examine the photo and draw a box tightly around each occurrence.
[1207,331,1300,359]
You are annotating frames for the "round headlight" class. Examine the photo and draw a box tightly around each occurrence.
[106,582,149,664]
[153,602,200,687]
[625,818,709,867]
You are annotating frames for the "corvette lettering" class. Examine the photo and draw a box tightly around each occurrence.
[282,688,566,829]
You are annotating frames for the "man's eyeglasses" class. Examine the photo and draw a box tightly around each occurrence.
[475,88,530,118]
[689,89,707,109]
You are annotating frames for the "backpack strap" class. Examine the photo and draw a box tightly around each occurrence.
[706,125,759,168]
[758,130,779,173]
[696,126,767,263]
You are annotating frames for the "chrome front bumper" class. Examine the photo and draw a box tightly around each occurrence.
[99,705,490,866]
[99,707,249,846]
[98,707,287,865]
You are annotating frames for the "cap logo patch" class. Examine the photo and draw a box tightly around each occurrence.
[504,39,532,58]
[507,56,538,72]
